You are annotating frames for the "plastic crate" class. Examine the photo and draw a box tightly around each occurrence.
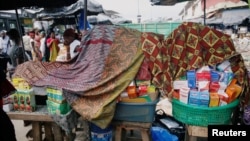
[172,99,239,126]
[113,98,159,122]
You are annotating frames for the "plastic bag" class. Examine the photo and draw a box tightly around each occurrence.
[151,126,179,141]
[153,109,185,141]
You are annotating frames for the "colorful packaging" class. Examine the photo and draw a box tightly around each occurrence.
[186,70,196,88]
[209,93,219,107]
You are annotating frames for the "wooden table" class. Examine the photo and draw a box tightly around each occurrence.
[184,125,208,141]
[7,105,70,141]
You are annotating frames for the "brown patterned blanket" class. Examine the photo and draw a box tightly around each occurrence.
[13,22,250,128]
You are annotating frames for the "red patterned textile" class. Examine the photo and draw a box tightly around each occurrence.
[142,22,250,106]
[13,25,147,128]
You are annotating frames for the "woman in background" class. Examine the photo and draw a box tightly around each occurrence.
[46,31,60,62]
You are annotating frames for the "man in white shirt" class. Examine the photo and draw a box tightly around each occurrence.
[62,28,81,59]
[39,31,46,61]
[22,30,32,60]
[0,30,10,55]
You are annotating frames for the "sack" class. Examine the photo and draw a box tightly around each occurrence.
[152,109,186,141]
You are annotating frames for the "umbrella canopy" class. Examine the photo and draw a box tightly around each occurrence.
[33,0,103,19]
[87,13,132,25]
[0,0,77,10]
[151,0,192,5]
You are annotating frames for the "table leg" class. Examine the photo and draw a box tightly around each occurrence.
[32,121,42,141]
[115,126,122,141]
[141,129,151,141]
[44,122,53,141]
[52,123,63,141]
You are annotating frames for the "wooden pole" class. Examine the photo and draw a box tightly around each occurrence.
[84,0,87,30]
[15,9,26,61]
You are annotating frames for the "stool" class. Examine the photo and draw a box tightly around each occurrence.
[112,120,152,141]
[184,125,208,141]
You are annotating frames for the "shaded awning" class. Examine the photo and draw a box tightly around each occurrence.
[150,0,191,5]
[220,8,250,25]
[186,8,250,26]
[25,0,103,19]
[87,13,132,25]
[1,0,77,10]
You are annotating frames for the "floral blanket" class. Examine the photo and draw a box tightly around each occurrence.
[13,22,250,128]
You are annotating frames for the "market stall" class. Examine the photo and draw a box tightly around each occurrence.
[3,22,250,140]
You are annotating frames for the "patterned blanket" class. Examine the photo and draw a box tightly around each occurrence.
[13,22,250,128]
[142,22,250,118]
[14,25,146,128]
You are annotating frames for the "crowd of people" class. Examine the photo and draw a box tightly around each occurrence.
[0,27,83,70]
[0,27,83,141]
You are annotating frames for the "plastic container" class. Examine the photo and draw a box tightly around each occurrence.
[113,97,159,122]
[172,99,239,126]
[90,123,113,141]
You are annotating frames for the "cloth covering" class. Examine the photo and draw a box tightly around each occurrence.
[13,25,146,128]
[13,22,250,128]
[142,22,250,114]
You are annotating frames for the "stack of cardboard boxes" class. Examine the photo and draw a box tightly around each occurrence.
[46,86,71,115]
[11,77,36,112]
[173,60,242,107]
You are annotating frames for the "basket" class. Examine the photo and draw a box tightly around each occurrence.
[172,99,239,126]
[113,97,159,122]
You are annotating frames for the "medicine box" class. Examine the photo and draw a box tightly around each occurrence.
[187,70,196,88]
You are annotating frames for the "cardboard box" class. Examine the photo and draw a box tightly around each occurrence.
[209,93,219,107]
[188,89,200,106]
[17,89,36,112]
[12,77,32,90]
[46,100,71,115]
[173,80,188,89]
[187,70,196,88]
[196,72,211,81]
[199,90,209,107]
[197,81,210,91]
[179,87,190,104]
[210,71,220,82]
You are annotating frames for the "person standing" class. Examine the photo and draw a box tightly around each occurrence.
[0,30,11,55]
[46,31,60,62]
[22,30,32,60]
[6,29,22,69]
[39,31,46,61]
[63,28,81,60]
[29,30,42,61]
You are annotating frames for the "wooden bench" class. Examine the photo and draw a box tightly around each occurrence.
[7,105,74,141]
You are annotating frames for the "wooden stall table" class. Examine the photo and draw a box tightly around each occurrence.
[184,125,208,141]
[7,105,71,141]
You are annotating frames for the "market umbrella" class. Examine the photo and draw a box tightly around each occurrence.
[0,0,77,10]
[151,0,191,5]
[33,0,103,19]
